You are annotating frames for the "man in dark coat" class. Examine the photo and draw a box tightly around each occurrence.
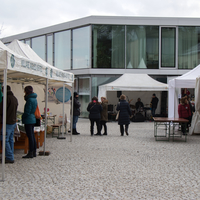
[87,96,103,136]
[151,93,159,117]
[0,85,18,163]
[73,92,81,135]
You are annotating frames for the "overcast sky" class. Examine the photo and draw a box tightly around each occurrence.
[1,0,200,38]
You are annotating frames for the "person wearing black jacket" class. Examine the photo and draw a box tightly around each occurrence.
[73,92,81,135]
[87,96,103,136]
[151,94,159,117]
[117,94,132,136]
[0,85,18,163]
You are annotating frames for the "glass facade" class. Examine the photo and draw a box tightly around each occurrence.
[78,77,90,117]
[178,27,200,69]
[10,24,199,72]
[47,35,53,65]
[32,36,46,61]
[93,25,125,68]
[126,26,159,69]
[54,30,71,70]
[91,76,119,98]
[72,26,90,69]
[161,27,176,68]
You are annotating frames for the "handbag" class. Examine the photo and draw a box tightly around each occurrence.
[116,102,120,121]
[34,104,41,119]
[34,104,41,127]
[116,111,120,121]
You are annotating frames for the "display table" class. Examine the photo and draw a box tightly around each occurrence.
[153,117,189,142]
[0,130,45,154]
[41,115,56,125]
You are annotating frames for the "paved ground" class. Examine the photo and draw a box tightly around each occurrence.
[1,118,200,200]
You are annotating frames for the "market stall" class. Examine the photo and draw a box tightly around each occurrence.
[0,40,74,181]
[168,64,200,119]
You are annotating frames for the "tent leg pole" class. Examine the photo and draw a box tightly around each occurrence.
[57,83,66,139]
[39,78,50,156]
[1,69,7,182]
[70,83,74,142]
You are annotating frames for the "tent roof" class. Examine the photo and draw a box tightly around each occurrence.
[98,73,168,99]
[0,40,74,84]
[8,39,51,67]
[169,64,200,88]
[101,74,168,90]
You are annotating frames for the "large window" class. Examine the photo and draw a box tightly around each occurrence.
[25,39,31,46]
[178,27,200,69]
[72,26,90,69]
[126,26,159,69]
[93,25,125,68]
[32,36,45,61]
[54,30,71,70]
[161,27,176,68]
[47,35,53,65]
[78,77,90,117]
[91,76,119,98]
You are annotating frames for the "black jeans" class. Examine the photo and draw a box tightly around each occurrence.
[90,119,101,135]
[25,124,36,152]
[120,124,129,135]
[181,117,190,133]
[100,120,107,134]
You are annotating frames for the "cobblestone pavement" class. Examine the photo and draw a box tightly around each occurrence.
[1,118,200,200]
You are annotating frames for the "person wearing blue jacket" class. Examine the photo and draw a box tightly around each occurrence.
[116,94,132,136]
[22,86,37,158]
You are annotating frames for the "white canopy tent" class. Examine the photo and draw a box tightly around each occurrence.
[98,73,168,99]
[0,40,74,181]
[168,64,200,118]
[98,74,168,114]
[8,40,73,124]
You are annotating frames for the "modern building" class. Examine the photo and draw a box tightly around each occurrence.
[1,16,200,117]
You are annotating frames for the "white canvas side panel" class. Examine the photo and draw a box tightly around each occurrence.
[49,67,74,83]
[189,76,200,134]
[168,87,175,118]
[195,77,200,111]
[98,85,107,100]
[7,51,48,78]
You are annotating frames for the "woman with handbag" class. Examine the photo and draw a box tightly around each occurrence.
[117,94,132,136]
[87,96,103,136]
[22,86,38,158]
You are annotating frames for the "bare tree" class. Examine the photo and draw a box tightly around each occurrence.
[0,23,4,36]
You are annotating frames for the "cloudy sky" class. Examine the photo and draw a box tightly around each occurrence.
[1,0,200,38]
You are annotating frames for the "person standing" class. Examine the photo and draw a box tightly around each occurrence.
[87,96,103,136]
[117,94,132,136]
[22,86,37,158]
[178,96,191,135]
[73,92,81,135]
[0,85,18,163]
[100,97,108,135]
[151,94,159,117]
